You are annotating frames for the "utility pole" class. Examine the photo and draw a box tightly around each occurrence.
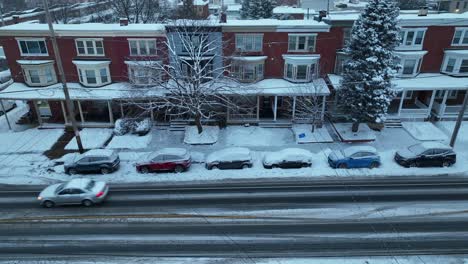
[42,0,84,153]
[449,91,468,147]
[0,3,5,27]
[0,100,11,130]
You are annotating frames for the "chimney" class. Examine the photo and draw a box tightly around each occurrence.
[12,15,20,24]
[317,10,327,21]
[418,6,428,16]
[119,18,129,26]
[219,12,227,23]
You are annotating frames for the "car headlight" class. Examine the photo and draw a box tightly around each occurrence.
[37,196,43,200]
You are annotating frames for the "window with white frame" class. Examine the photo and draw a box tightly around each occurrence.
[396,90,414,99]
[398,28,426,50]
[231,60,264,82]
[129,39,157,56]
[235,34,263,52]
[17,38,48,56]
[441,52,468,76]
[127,65,161,85]
[334,53,349,74]
[288,34,316,52]
[343,28,351,47]
[19,62,57,86]
[452,28,468,46]
[75,39,104,56]
[283,55,319,83]
[73,61,111,87]
[395,51,426,77]
[435,90,458,99]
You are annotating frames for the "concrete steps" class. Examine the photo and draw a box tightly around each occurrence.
[385,117,402,128]
[170,121,189,131]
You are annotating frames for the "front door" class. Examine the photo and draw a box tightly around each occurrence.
[260,96,273,118]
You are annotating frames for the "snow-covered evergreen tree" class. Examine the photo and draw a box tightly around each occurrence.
[240,0,275,19]
[339,0,401,132]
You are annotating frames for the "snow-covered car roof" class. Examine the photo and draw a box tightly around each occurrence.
[64,178,94,190]
[263,148,313,164]
[343,146,378,157]
[83,149,116,157]
[148,148,189,159]
[206,147,251,163]
[418,142,452,150]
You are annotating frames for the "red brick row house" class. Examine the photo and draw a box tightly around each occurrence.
[0,11,467,128]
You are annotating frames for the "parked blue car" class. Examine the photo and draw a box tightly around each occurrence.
[328,146,381,169]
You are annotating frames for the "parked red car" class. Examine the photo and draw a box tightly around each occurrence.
[136,148,191,173]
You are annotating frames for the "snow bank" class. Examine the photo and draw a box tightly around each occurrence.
[184,126,220,145]
[107,134,152,150]
[402,122,448,141]
[65,128,113,150]
[292,125,333,143]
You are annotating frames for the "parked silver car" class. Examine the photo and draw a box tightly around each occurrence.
[38,178,109,208]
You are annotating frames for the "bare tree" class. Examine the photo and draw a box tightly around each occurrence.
[126,20,254,134]
[102,0,165,23]
[49,0,73,24]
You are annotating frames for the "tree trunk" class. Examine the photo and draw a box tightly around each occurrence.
[352,121,360,133]
[311,115,316,133]
[195,113,203,134]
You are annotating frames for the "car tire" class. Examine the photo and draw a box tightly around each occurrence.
[100,167,111,174]
[43,200,55,208]
[174,165,184,173]
[68,168,77,175]
[241,164,250,169]
[442,161,452,167]
[369,162,379,169]
[338,163,347,169]
[409,162,418,168]
[82,199,94,207]
[140,166,150,174]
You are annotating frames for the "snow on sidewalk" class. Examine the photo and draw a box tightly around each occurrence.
[107,133,152,150]
[65,128,113,150]
[292,124,333,143]
[436,121,468,144]
[221,126,295,146]
[0,128,63,154]
[333,123,376,142]
[402,122,448,141]
[184,126,220,145]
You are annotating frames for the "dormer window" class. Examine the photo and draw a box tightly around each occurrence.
[288,34,316,52]
[398,28,426,50]
[441,50,468,76]
[75,39,104,56]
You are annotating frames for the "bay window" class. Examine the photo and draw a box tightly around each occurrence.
[17,38,48,56]
[282,55,320,83]
[441,50,468,76]
[452,28,468,46]
[75,39,104,56]
[128,39,157,56]
[288,34,316,52]
[398,28,426,50]
[235,34,263,52]
[17,60,57,86]
[73,60,111,87]
[395,51,427,77]
[231,56,266,82]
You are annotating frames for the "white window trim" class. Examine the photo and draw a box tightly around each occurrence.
[231,61,265,82]
[395,52,427,77]
[125,61,162,85]
[75,38,105,56]
[20,63,57,87]
[16,38,48,56]
[73,61,111,87]
[435,90,458,99]
[288,34,317,52]
[441,52,468,76]
[452,27,468,46]
[396,90,414,99]
[397,28,427,51]
[334,52,349,74]
[235,34,263,52]
[283,62,318,83]
[128,38,158,56]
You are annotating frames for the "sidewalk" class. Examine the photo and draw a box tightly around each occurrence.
[0,120,467,186]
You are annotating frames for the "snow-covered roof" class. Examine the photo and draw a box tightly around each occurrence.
[343,146,377,157]
[222,19,330,32]
[282,55,320,64]
[232,56,268,62]
[16,60,54,65]
[0,82,163,100]
[273,6,312,14]
[327,74,468,92]
[444,49,468,56]
[125,60,162,66]
[72,60,111,66]
[232,78,330,96]
[324,11,468,26]
[394,51,428,58]
[0,23,166,37]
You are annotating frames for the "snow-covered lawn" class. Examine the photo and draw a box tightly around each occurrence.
[184,126,219,145]
[436,121,468,144]
[333,123,376,142]
[0,101,30,133]
[402,122,448,141]
[0,128,63,154]
[107,133,152,150]
[220,126,294,146]
[292,124,333,143]
[65,128,113,150]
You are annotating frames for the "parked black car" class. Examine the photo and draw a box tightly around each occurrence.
[394,142,456,168]
[65,150,120,175]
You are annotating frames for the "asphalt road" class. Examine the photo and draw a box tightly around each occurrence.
[1,177,468,258]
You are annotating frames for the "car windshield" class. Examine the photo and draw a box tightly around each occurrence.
[408,144,426,155]
[85,180,96,191]
[55,183,66,194]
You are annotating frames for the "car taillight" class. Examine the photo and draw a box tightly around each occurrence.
[96,191,104,198]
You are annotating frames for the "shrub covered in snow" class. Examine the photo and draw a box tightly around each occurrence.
[114,118,152,136]
[134,118,152,136]
[114,119,133,136]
